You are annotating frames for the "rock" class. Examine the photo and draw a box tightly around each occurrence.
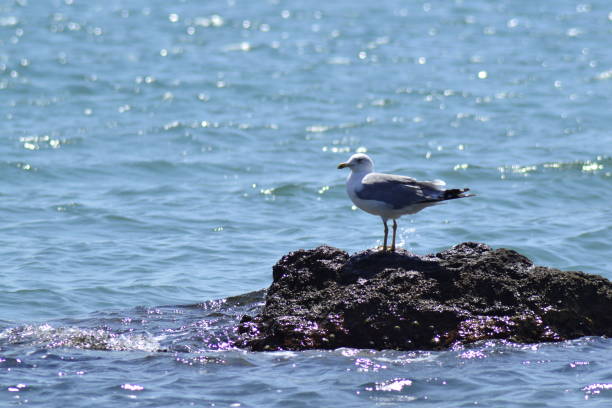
[237,243,612,351]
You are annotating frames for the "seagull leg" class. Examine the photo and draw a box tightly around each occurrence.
[391,220,398,252]
[382,218,389,251]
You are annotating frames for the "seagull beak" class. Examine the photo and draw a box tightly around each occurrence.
[337,162,349,169]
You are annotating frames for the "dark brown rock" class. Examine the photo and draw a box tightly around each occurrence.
[237,243,612,351]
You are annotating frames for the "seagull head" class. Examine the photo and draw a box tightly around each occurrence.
[337,153,374,173]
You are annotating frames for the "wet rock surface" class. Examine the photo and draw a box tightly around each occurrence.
[237,242,612,351]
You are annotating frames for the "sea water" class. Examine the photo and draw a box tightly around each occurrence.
[1,0,611,406]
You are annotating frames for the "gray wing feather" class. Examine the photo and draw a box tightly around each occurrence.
[356,173,445,209]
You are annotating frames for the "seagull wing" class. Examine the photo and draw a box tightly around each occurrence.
[356,173,468,210]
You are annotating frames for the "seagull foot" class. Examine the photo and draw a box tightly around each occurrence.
[376,246,394,252]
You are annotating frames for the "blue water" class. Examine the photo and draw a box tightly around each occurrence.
[1,0,611,406]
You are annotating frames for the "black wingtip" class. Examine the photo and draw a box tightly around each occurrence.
[443,188,474,200]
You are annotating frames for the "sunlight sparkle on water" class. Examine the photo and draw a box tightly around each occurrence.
[583,383,612,399]
[367,378,413,392]
[121,384,145,391]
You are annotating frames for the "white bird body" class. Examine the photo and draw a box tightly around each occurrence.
[338,153,473,251]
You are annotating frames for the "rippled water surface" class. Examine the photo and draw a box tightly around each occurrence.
[1,0,611,406]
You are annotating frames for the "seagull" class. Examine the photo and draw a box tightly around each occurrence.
[337,153,473,251]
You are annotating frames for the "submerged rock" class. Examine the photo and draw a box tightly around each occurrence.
[237,243,612,351]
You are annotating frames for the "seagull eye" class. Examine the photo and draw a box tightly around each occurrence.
[356,158,363,163]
